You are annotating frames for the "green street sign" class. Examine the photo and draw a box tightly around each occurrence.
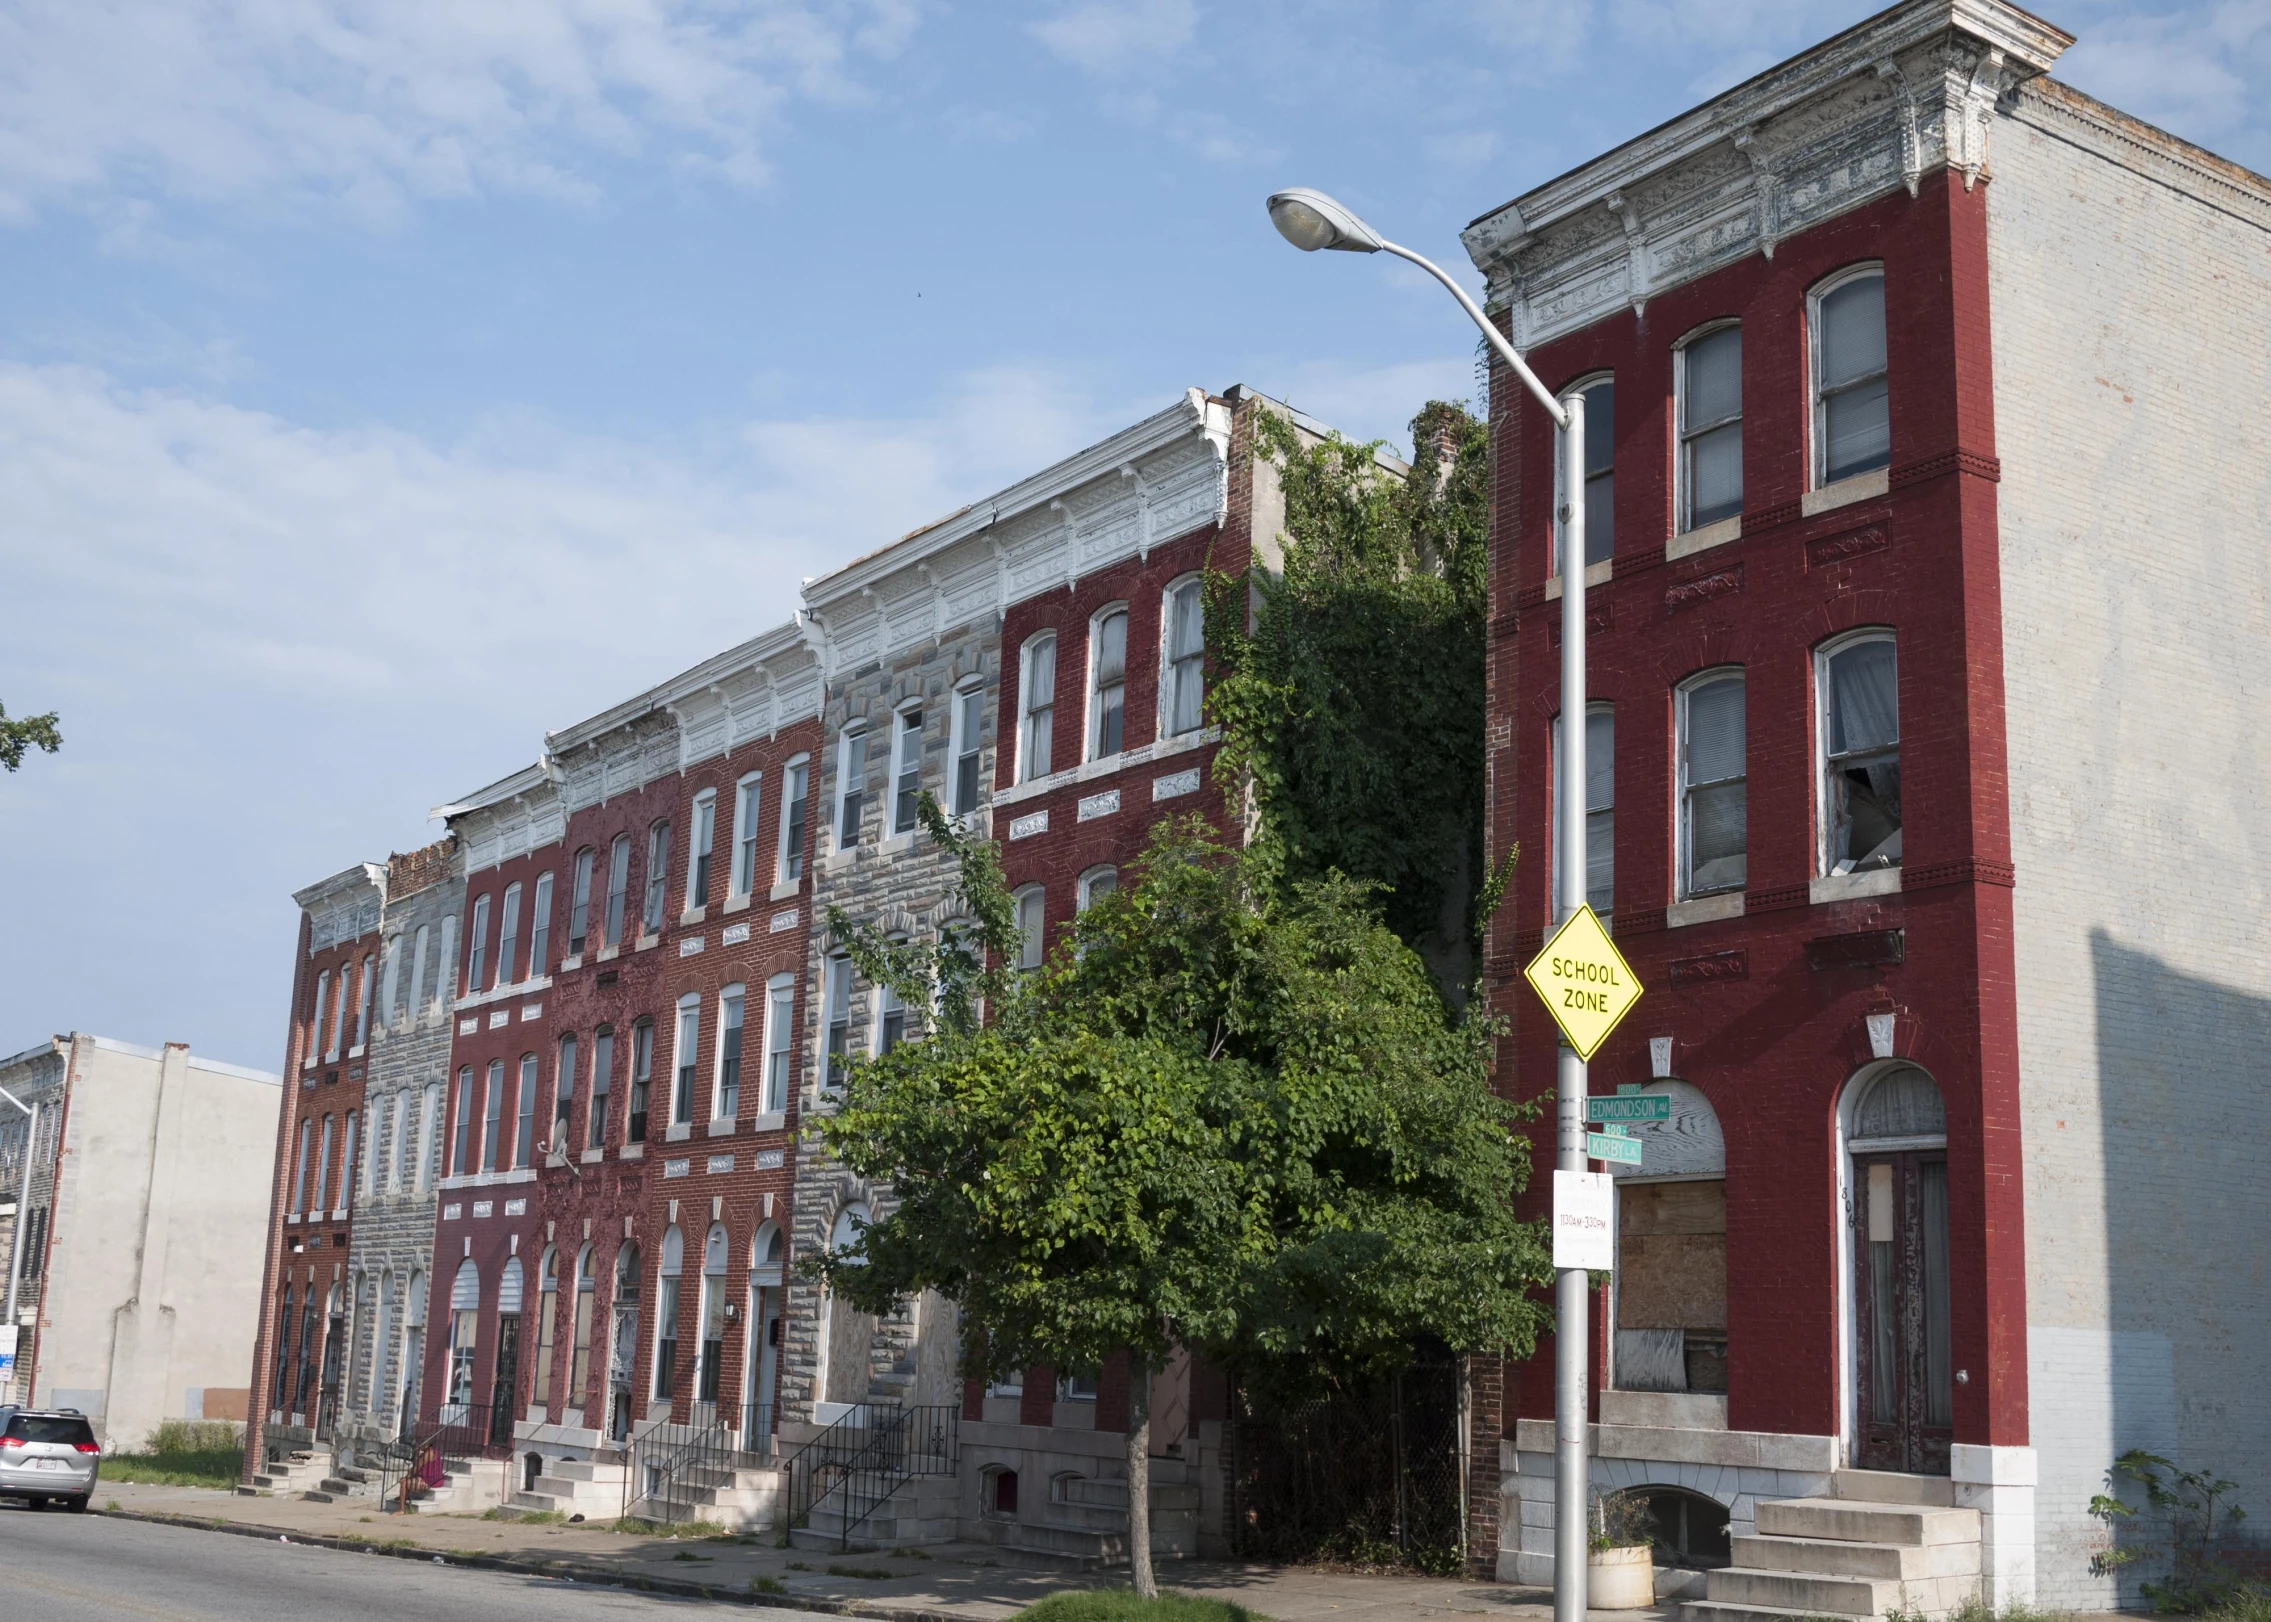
[1587,1131,1643,1166]
[1587,1094,1673,1125]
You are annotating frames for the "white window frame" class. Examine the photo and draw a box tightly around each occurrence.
[496,882,522,990]
[777,756,810,886]
[308,970,329,1067]
[353,953,375,1050]
[380,936,403,1033]
[1085,603,1130,763]
[569,847,595,954]
[1814,627,1902,877]
[890,701,925,837]
[1159,575,1205,739]
[605,835,631,948]
[687,788,717,911]
[1675,320,1743,534]
[1676,668,1748,901]
[528,871,553,978]
[947,678,986,818]
[672,993,701,1127]
[1809,263,1890,489]
[730,772,763,898]
[1017,633,1057,784]
[821,951,852,1095]
[873,936,910,1055]
[834,724,870,853]
[643,818,670,935]
[1014,885,1046,972]
[761,973,795,1115]
[1550,703,1616,919]
[1077,867,1118,912]
[714,983,746,1123]
[466,895,491,997]
[1552,372,1615,577]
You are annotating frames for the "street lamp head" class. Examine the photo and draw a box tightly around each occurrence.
[1265,188,1384,254]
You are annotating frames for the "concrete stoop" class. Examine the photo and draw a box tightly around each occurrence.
[1684,1469,1982,1622]
[790,1472,957,1550]
[304,1459,380,1503]
[626,1460,784,1532]
[504,1456,631,1521]
[404,1455,507,1516]
[239,1449,334,1498]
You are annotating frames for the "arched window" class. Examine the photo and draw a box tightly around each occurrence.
[1018,634,1057,782]
[1811,265,1889,486]
[643,818,671,935]
[514,1053,539,1169]
[1849,1064,1945,1147]
[891,703,925,836]
[688,787,717,909]
[604,834,632,949]
[835,723,870,851]
[496,881,523,989]
[673,994,701,1127]
[830,1204,869,1260]
[1087,605,1129,760]
[467,894,491,995]
[654,1225,684,1400]
[716,984,746,1121]
[749,1222,784,1285]
[730,773,763,898]
[353,953,376,1050]
[762,974,796,1115]
[1078,867,1118,912]
[1677,670,1747,899]
[1676,324,1743,532]
[1816,630,1901,877]
[698,1223,730,1403]
[1610,1080,1727,1395]
[483,1057,506,1172]
[948,679,987,816]
[570,1244,596,1403]
[1161,577,1205,738]
[569,847,595,955]
[529,870,553,977]
[533,1247,560,1408]
[447,1259,481,1415]
[1014,886,1046,972]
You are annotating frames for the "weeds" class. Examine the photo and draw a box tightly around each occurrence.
[750,1576,787,1596]
[827,1564,896,1580]
[2091,1450,2253,1612]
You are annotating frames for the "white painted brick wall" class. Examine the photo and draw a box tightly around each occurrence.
[1988,82,2271,1611]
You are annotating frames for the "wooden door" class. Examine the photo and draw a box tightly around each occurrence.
[1852,1153,1953,1473]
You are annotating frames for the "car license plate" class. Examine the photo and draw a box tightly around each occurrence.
[31,1458,68,1471]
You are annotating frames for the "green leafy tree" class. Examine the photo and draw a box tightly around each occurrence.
[1206,401,1490,994]
[812,799,1549,1594]
[0,701,62,772]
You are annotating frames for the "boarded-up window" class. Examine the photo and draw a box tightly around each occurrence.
[1615,1181,1728,1394]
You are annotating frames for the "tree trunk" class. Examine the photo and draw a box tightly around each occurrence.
[1127,1362,1157,1599]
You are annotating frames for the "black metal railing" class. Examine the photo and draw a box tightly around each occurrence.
[621,1412,740,1526]
[782,1403,958,1550]
[742,1401,778,1459]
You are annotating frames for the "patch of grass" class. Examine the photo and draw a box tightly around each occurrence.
[787,1561,813,1572]
[827,1563,897,1580]
[672,1550,713,1563]
[898,1547,933,1560]
[1009,1593,1267,1622]
[750,1575,788,1596]
[104,1499,122,1511]
[100,1443,245,1491]
[2206,1594,2271,1622]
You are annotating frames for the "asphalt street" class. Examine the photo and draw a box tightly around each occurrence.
[0,1500,803,1621]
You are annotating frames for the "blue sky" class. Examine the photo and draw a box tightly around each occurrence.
[3,0,2265,1067]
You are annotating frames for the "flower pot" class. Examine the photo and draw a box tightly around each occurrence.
[1587,1544,1656,1610]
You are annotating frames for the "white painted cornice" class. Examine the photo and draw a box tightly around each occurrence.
[1462,0,2072,346]
[799,387,1234,675]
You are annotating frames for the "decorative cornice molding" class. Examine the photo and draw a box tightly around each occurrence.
[1461,0,2071,346]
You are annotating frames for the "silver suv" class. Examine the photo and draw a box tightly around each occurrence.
[0,1407,100,1511]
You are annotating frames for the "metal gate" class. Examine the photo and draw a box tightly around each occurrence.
[1230,1350,1464,1573]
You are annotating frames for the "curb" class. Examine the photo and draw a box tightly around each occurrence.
[89,1504,994,1622]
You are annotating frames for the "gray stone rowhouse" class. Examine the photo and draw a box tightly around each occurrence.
[338,837,465,1448]
[780,386,1274,1558]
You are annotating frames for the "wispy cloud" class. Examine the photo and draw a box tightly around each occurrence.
[1029,0,1198,76]
[0,0,926,227]
[2059,1,2271,165]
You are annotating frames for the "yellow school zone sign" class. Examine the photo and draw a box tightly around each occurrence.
[1523,904,1643,1061]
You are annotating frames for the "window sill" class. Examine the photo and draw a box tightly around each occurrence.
[580,1148,604,1164]
[1802,465,1890,517]
[1810,867,1902,904]
[1543,558,1614,599]
[1666,514,1742,562]
[721,894,751,915]
[769,879,801,902]
[992,726,1221,810]
[665,1121,692,1143]
[596,945,619,963]
[634,934,660,953]
[1666,893,1745,928]
[707,1118,735,1138]
[453,973,555,1013]
[823,849,856,873]
[560,954,583,973]
[878,831,916,856]
[347,1044,366,1060]
[750,1110,787,1134]
[619,1143,645,1160]
[681,906,707,927]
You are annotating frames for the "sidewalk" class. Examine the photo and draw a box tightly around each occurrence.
[88,1480,1674,1622]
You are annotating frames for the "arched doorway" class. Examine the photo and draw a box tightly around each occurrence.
[1840,1062,1951,1474]
[1607,1079,1727,1395]
[746,1223,784,1447]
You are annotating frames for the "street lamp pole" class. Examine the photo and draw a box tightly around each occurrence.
[1267,188,1591,1622]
